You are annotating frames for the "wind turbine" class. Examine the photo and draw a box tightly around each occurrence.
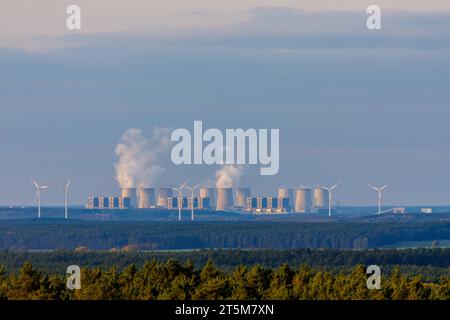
[369,183,390,214]
[172,182,187,221]
[30,178,49,218]
[64,179,72,219]
[186,184,200,221]
[320,183,340,217]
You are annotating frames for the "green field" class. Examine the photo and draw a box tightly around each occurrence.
[384,239,450,249]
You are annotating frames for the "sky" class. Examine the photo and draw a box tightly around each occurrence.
[1,1,450,206]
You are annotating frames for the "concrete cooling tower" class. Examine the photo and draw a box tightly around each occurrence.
[138,188,156,209]
[295,188,312,213]
[121,188,137,208]
[216,188,233,211]
[314,187,329,208]
[278,188,294,208]
[156,187,173,207]
[199,187,216,207]
[235,188,250,208]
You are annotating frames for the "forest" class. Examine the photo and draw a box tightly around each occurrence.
[0,248,449,281]
[0,220,449,250]
[0,260,448,300]
[0,247,450,281]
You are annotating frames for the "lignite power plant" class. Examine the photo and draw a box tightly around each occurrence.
[86,186,335,214]
[87,130,341,214]
[85,130,343,215]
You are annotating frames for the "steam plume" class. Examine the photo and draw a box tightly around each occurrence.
[215,165,245,188]
[115,127,171,189]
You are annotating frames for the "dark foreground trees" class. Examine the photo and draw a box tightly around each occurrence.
[0,261,448,300]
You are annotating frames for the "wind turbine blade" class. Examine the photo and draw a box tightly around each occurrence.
[381,183,390,190]
[369,185,379,191]
[31,178,39,189]
[41,186,49,189]
[193,184,200,189]
[330,184,339,191]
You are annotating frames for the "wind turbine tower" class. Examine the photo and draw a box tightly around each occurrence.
[172,182,187,221]
[186,184,200,221]
[320,183,340,217]
[30,178,49,218]
[65,179,72,219]
[369,183,390,214]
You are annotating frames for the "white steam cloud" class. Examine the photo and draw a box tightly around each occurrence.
[115,127,171,189]
[215,165,245,188]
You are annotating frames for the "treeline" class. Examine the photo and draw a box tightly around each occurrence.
[0,260,448,300]
[1,220,449,250]
[0,249,448,281]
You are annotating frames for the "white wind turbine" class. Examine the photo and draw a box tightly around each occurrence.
[64,179,72,219]
[369,183,390,214]
[30,178,49,218]
[320,183,340,217]
[186,184,200,221]
[172,181,187,221]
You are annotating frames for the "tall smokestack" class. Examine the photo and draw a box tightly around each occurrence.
[156,187,173,207]
[199,187,216,208]
[295,188,312,213]
[235,188,250,208]
[314,187,329,208]
[138,188,155,209]
[216,188,233,211]
[278,188,294,208]
[122,188,137,208]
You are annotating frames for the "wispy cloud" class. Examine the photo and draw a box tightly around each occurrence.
[7,8,450,52]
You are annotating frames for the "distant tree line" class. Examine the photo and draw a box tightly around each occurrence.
[0,248,448,282]
[0,221,448,250]
[0,260,448,300]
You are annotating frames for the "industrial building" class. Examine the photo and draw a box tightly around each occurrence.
[235,188,251,209]
[121,188,137,208]
[313,186,329,208]
[216,188,234,211]
[393,207,406,214]
[155,187,172,207]
[199,187,216,208]
[138,188,156,209]
[86,196,131,209]
[278,188,294,208]
[167,197,212,210]
[295,188,313,213]
[86,185,335,214]
[245,197,290,213]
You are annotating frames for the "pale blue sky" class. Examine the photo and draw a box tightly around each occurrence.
[1,7,450,206]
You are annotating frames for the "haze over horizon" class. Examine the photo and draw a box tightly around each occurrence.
[1,1,450,206]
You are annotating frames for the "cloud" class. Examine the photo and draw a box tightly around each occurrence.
[1,8,450,206]
[3,8,450,51]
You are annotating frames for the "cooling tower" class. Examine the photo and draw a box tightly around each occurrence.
[278,188,294,208]
[199,187,216,207]
[295,188,313,213]
[138,188,156,209]
[235,188,250,208]
[216,188,233,211]
[314,187,329,208]
[156,187,173,207]
[121,188,137,208]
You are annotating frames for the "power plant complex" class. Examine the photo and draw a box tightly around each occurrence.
[86,186,333,214]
